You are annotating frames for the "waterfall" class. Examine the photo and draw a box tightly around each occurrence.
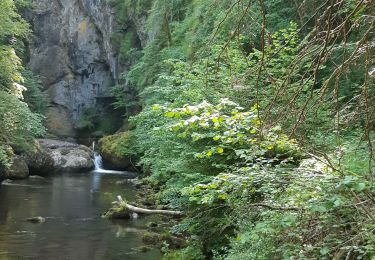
[92,152,134,175]
[93,153,104,171]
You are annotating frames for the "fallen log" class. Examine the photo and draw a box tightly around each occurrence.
[125,203,184,216]
[102,196,184,219]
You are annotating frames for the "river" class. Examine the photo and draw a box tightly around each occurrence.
[0,169,163,259]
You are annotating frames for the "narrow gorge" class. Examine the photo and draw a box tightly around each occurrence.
[0,0,374,259]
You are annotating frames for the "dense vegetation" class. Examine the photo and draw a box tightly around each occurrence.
[106,0,375,258]
[0,0,46,172]
[0,0,374,258]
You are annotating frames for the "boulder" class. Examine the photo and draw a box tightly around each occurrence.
[99,132,135,170]
[3,156,29,180]
[26,216,46,223]
[38,139,94,172]
[22,140,54,176]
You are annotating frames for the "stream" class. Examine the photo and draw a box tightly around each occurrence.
[0,156,162,260]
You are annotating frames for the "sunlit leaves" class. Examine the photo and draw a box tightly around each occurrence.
[0,47,24,92]
[183,173,252,205]
[0,0,30,93]
[0,0,30,40]
[158,98,301,166]
[0,90,46,154]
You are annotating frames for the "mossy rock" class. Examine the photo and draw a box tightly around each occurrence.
[22,140,54,176]
[4,155,29,180]
[102,205,131,219]
[0,144,13,181]
[142,231,163,246]
[99,132,137,170]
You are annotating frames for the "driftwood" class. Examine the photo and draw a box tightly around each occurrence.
[102,196,184,219]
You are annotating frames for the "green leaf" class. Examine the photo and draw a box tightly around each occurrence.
[152,104,161,110]
[213,136,220,141]
[320,247,330,255]
[343,175,354,185]
[217,147,224,154]
[333,197,343,207]
[165,111,175,118]
[353,182,366,192]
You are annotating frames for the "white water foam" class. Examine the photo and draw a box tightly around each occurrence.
[93,153,130,175]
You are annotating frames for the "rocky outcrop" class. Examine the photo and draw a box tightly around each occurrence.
[39,139,94,172]
[100,151,132,170]
[98,132,134,170]
[3,156,29,180]
[22,140,55,176]
[28,0,117,137]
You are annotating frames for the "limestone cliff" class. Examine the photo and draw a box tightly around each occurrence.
[28,0,118,137]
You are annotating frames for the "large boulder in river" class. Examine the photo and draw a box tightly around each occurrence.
[38,139,94,172]
[22,140,55,176]
[3,155,29,180]
[98,132,135,170]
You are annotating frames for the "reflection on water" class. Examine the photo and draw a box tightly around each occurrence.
[0,172,162,260]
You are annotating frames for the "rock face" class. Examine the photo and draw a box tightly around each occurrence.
[3,156,29,180]
[39,139,94,172]
[28,0,117,137]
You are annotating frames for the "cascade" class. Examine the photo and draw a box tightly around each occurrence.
[93,153,104,171]
[92,152,134,175]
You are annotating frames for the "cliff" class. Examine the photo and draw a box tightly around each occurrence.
[28,0,118,137]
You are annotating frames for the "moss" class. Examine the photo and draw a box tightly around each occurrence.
[98,131,137,170]
[142,231,163,246]
[99,131,134,158]
[164,244,205,260]
[101,204,130,219]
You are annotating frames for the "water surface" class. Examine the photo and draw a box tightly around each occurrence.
[0,171,162,260]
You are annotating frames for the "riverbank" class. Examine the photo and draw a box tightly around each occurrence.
[0,139,95,182]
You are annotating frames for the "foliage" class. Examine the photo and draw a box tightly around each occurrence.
[76,108,97,131]
[0,90,45,156]
[22,69,48,114]
[0,145,12,171]
[164,244,205,260]
[108,0,374,258]
[224,145,375,259]
[0,0,30,93]
[0,0,29,43]
[159,99,301,167]
[0,0,46,169]
[76,106,125,138]
[0,91,46,141]
[0,46,25,93]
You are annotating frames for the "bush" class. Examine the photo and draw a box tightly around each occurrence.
[0,90,45,153]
